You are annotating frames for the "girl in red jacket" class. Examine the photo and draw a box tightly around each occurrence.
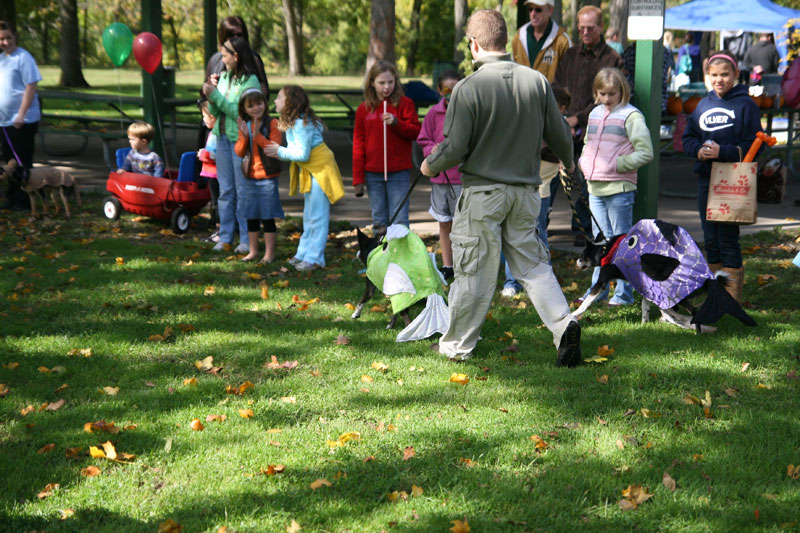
[352,61,421,231]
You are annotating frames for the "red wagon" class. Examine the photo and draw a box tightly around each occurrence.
[103,150,210,234]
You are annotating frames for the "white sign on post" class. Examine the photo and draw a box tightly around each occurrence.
[628,0,665,41]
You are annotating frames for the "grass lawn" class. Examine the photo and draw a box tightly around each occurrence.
[1,194,799,532]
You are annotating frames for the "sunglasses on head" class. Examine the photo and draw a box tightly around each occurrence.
[527,6,544,13]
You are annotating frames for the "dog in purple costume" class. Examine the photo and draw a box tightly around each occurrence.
[573,219,756,332]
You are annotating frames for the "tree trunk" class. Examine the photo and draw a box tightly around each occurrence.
[282,0,305,75]
[406,0,422,76]
[367,0,395,72]
[453,0,468,64]
[58,0,88,88]
[553,0,562,25]
[608,0,629,46]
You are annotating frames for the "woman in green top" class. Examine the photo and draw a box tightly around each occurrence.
[202,37,262,252]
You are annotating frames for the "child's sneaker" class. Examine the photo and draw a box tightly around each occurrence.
[288,256,302,267]
[234,243,250,254]
[213,242,232,252]
[501,286,519,299]
[295,261,320,272]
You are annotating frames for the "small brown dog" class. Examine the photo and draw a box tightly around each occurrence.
[1,160,81,218]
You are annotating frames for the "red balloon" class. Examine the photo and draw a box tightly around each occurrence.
[132,32,162,74]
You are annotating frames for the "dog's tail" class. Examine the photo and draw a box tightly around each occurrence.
[691,276,757,327]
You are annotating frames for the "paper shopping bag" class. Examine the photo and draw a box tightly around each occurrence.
[706,161,758,224]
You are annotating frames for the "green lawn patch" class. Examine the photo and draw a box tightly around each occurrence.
[1,195,799,532]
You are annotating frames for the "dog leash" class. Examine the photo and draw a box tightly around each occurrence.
[2,126,29,184]
[557,167,606,243]
[385,168,425,228]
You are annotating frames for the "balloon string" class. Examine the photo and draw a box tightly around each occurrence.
[149,80,171,173]
[116,68,125,133]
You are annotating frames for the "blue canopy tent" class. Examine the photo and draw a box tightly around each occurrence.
[665,0,800,72]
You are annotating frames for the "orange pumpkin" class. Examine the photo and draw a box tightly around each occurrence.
[682,96,701,114]
[760,96,774,109]
[779,95,785,108]
[667,96,683,115]
[751,95,762,108]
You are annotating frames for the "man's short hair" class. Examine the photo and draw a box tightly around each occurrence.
[577,5,602,27]
[466,9,507,52]
[127,121,155,142]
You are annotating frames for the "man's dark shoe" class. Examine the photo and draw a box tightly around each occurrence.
[556,320,581,367]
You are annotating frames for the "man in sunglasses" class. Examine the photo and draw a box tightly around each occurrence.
[510,0,571,83]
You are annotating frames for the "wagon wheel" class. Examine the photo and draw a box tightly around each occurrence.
[170,207,190,234]
[103,196,122,220]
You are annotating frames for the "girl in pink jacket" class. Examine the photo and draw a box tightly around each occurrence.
[417,70,463,281]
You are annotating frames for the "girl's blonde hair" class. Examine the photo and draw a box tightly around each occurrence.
[276,85,323,132]
[238,88,268,122]
[592,68,631,107]
[363,60,404,112]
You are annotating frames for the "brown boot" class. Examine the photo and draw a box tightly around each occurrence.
[708,262,722,274]
[722,267,744,303]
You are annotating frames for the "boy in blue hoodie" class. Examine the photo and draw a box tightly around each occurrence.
[682,50,762,303]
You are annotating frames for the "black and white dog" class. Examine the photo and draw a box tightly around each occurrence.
[573,219,756,333]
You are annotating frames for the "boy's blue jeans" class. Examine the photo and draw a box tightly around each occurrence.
[365,170,410,228]
[583,191,636,305]
[698,179,741,268]
[216,136,249,246]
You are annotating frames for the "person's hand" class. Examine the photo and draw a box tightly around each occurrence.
[354,183,364,197]
[202,82,215,97]
[13,116,23,129]
[421,159,436,177]
[263,142,279,158]
[430,144,439,154]
[236,117,247,133]
[381,112,396,126]
[116,168,125,174]
[566,115,579,128]
[209,74,219,87]
[698,141,719,161]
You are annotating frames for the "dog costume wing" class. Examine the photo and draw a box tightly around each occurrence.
[611,219,714,310]
[365,225,446,314]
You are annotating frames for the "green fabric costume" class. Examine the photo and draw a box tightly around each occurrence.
[366,230,446,314]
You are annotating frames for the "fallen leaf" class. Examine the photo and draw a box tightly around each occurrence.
[190,419,205,431]
[204,286,216,296]
[411,484,423,497]
[83,420,119,434]
[693,454,704,462]
[597,345,615,356]
[403,446,415,460]
[54,383,69,393]
[100,440,118,460]
[788,464,800,480]
[157,519,183,533]
[449,373,469,385]
[371,361,389,372]
[0,383,8,397]
[67,348,93,358]
[723,387,739,397]
[65,447,82,459]
[335,335,350,345]
[183,377,197,386]
[45,399,65,411]
[619,484,654,510]
[20,405,34,416]
[663,471,677,492]
[194,356,214,372]
[273,279,289,288]
[450,518,471,533]
[370,304,386,312]
[260,283,270,300]
[757,274,777,285]
[584,355,608,363]
[741,362,750,372]
[3,362,19,369]
[59,508,75,520]
[597,374,609,384]
[81,465,102,477]
[239,409,254,419]
[459,457,475,468]
[37,443,55,454]
[310,478,332,490]
[286,519,301,533]
[226,380,254,395]
[363,455,375,462]
[281,396,296,403]
[206,414,227,423]
[530,435,548,451]
[100,386,119,396]
[36,482,59,499]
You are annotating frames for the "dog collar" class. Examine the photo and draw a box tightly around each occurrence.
[600,234,626,267]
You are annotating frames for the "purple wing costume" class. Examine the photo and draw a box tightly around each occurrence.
[609,219,713,310]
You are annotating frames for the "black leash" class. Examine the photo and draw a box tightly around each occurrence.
[386,168,425,228]
[557,167,607,243]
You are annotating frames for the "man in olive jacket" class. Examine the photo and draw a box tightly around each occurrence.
[421,9,582,367]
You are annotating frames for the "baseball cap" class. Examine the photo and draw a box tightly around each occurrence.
[524,0,554,6]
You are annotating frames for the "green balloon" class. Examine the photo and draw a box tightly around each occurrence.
[102,22,134,67]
